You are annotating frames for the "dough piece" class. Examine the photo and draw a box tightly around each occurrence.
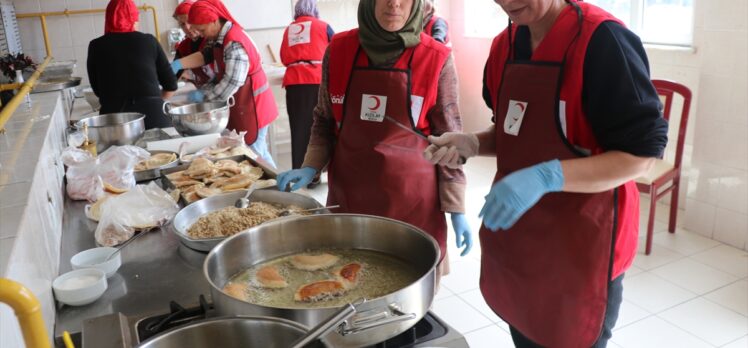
[166,171,187,181]
[186,157,215,179]
[195,187,222,198]
[183,191,200,204]
[172,178,203,188]
[294,280,346,302]
[215,159,241,175]
[219,173,253,191]
[103,182,128,194]
[290,253,340,271]
[209,146,232,155]
[145,153,177,169]
[254,265,288,289]
[335,263,362,289]
[223,282,249,301]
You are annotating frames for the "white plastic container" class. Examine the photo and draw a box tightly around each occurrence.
[52,269,107,306]
[70,247,122,278]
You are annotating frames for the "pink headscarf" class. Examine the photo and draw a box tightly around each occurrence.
[105,0,139,33]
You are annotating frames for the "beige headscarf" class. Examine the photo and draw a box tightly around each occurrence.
[357,0,423,66]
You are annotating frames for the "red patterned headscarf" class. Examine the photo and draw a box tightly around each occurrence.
[188,0,243,29]
[105,0,139,34]
[173,0,195,17]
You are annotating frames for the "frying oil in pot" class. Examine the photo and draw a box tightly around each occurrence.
[223,249,422,309]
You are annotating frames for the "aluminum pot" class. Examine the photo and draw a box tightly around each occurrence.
[204,214,440,347]
[136,316,330,348]
[163,96,233,136]
[76,112,145,152]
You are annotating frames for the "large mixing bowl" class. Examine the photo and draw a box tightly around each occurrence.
[76,112,145,152]
[204,214,440,347]
[163,96,233,136]
[136,316,330,348]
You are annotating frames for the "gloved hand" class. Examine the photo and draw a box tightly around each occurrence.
[424,132,479,169]
[171,60,183,74]
[277,167,318,192]
[480,159,565,231]
[187,90,205,103]
[450,213,472,256]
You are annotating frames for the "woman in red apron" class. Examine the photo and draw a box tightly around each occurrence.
[422,0,449,45]
[277,0,473,262]
[171,0,214,87]
[172,0,279,167]
[425,0,668,347]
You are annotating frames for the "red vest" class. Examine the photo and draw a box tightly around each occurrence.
[424,16,450,44]
[327,30,450,136]
[486,3,638,279]
[176,37,214,87]
[215,24,278,130]
[280,16,330,87]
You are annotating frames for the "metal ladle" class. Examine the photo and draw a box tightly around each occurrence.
[279,205,340,217]
[234,181,260,208]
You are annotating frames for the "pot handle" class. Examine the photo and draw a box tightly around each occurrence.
[289,302,357,348]
[162,101,172,116]
[227,95,235,107]
[338,303,417,336]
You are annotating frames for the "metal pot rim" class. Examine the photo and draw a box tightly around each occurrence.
[76,112,145,128]
[202,213,441,310]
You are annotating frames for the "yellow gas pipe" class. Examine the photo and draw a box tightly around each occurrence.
[0,278,51,348]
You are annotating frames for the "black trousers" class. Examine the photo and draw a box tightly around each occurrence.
[509,274,625,348]
[285,84,320,169]
[101,96,171,130]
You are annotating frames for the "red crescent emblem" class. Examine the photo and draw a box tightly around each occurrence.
[293,23,305,34]
[515,102,526,113]
[368,96,381,111]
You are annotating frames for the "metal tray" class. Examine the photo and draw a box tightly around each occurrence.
[160,154,277,205]
[32,76,82,93]
[170,189,325,251]
[133,150,180,182]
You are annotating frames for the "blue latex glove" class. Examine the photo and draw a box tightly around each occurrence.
[171,60,183,74]
[277,167,318,192]
[480,159,565,231]
[450,213,472,256]
[187,90,205,103]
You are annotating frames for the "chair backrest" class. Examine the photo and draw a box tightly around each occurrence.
[652,79,692,169]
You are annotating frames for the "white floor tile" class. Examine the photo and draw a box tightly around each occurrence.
[625,265,645,277]
[607,341,624,348]
[432,296,494,334]
[458,288,503,323]
[623,273,697,313]
[633,244,686,270]
[691,245,748,278]
[659,298,748,346]
[650,258,739,295]
[434,284,455,301]
[441,257,482,295]
[614,300,652,330]
[464,324,515,348]
[721,336,747,348]
[611,316,712,348]
[653,229,723,255]
[705,280,748,316]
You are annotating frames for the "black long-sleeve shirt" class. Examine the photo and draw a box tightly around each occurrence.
[88,32,177,108]
[483,21,668,157]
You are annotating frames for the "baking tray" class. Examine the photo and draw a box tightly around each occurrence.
[160,154,277,205]
[170,189,326,251]
[133,150,180,182]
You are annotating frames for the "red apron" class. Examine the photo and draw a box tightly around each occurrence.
[479,4,617,347]
[213,24,278,145]
[327,47,447,259]
[280,16,329,87]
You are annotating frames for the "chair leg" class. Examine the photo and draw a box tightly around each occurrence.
[668,178,680,233]
[645,186,657,255]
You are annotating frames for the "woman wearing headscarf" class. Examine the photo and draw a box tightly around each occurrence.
[87,0,177,129]
[172,0,214,87]
[277,0,473,263]
[423,0,449,45]
[172,0,278,167]
[280,0,334,187]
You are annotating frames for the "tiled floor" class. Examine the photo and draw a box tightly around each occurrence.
[293,156,748,348]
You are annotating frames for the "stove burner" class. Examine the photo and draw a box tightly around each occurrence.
[367,312,447,348]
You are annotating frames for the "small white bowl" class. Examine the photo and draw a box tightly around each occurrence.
[71,247,121,278]
[52,269,107,306]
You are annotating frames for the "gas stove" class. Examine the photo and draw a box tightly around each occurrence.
[134,296,468,348]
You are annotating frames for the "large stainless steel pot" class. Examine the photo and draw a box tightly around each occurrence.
[75,112,145,152]
[163,96,233,136]
[136,316,330,348]
[204,214,440,347]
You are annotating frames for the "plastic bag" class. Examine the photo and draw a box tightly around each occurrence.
[67,130,86,148]
[215,129,247,148]
[94,182,180,247]
[62,147,103,201]
[97,145,150,192]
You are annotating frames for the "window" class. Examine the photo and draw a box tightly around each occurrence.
[587,0,694,46]
[464,0,694,47]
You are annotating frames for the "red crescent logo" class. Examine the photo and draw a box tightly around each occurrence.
[293,23,305,34]
[368,96,381,111]
[515,102,526,113]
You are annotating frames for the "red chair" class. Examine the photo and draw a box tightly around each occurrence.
[636,79,692,255]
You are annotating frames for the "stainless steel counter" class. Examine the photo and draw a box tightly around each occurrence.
[55,197,212,337]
